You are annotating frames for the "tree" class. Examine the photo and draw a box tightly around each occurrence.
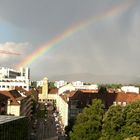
[70,99,104,140]
[100,101,140,140]
[121,101,140,139]
[100,105,125,140]
[124,136,140,140]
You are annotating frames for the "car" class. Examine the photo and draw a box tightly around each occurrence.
[56,123,59,127]
[55,117,58,122]
[53,112,57,117]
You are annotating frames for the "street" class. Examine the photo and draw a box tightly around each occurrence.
[30,102,65,140]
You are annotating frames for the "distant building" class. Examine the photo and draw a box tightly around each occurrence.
[39,77,48,102]
[121,86,139,94]
[0,67,30,91]
[72,81,83,87]
[58,82,98,95]
[36,80,44,87]
[54,80,67,88]
[0,115,28,140]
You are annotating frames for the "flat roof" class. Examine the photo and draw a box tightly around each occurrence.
[0,115,25,124]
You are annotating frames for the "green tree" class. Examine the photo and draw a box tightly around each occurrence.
[70,99,104,140]
[124,136,140,140]
[100,101,140,140]
[100,105,125,140]
[121,101,140,139]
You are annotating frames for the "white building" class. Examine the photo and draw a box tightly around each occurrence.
[54,80,67,88]
[72,81,83,87]
[0,67,30,91]
[58,82,98,95]
[121,86,139,94]
[36,80,44,87]
[58,83,75,95]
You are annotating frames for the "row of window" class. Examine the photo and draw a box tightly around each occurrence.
[0,85,27,89]
[113,101,127,106]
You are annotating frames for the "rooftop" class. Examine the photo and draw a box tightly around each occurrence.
[0,115,25,124]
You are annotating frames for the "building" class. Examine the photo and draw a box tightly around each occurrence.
[36,80,44,87]
[56,90,140,128]
[47,88,58,102]
[58,83,98,95]
[0,94,9,115]
[39,77,48,102]
[0,67,30,91]
[0,89,33,118]
[121,86,139,94]
[0,115,28,140]
[54,80,67,88]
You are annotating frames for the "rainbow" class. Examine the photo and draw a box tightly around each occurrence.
[16,0,135,69]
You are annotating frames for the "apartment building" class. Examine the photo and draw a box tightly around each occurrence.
[0,89,33,118]
[0,67,30,91]
[56,90,140,127]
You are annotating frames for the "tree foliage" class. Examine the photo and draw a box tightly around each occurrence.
[69,100,140,140]
[100,105,125,140]
[70,99,104,140]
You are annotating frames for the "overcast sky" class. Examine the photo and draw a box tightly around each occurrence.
[0,0,140,83]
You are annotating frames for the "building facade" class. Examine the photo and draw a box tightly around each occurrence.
[39,77,48,102]
[0,67,30,91]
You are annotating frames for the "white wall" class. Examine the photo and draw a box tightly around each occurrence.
[56,94,68,127]
[7,105,20,116]
[121,86,139,94]
[58,84,75,95]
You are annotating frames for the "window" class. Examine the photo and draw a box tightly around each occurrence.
[122,102,126,106]
[113,101,117,106]
[118,102,121,105]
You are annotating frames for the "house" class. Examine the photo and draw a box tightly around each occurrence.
[0,89,33,118]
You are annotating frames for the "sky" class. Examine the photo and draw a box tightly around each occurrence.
[0,0,140,83]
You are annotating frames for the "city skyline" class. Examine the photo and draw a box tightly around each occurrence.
[0,0,140,82]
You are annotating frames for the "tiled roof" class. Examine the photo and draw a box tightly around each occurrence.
[116,92,140,103]
[60,90,140,109]
[9,90,21,98]
[0,91,19,105]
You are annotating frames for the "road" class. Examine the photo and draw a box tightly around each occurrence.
[29,103,65,140]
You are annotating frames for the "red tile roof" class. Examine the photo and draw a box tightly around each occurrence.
[60,90,140,109]
[0,91,19,105]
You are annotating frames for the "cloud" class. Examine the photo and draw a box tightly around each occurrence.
[0,42,31,68]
